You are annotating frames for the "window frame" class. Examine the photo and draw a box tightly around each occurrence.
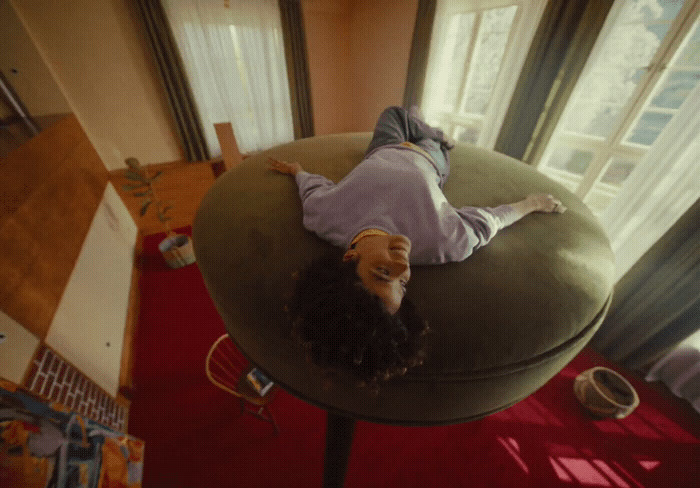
[533,0,700,215]
[421,0,548,149]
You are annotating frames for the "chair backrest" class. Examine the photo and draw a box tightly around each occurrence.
[214,122,244,170]
[205,334,249,397]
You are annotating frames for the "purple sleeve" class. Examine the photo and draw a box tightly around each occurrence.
[294,171,336,203]
[455,204,521,250]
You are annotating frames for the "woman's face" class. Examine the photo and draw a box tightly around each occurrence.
[343,234,411,314]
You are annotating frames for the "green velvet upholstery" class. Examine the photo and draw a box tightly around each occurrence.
[193,134,615,425]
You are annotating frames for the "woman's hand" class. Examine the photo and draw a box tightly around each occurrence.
[525,193,566,214]
[511,194,566,216]
[268,157,302,176]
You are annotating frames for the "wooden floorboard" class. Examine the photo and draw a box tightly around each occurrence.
[110,159,217,236]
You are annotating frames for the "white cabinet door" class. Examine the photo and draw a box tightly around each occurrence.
[46,183,138,397]
[0,310,40,384]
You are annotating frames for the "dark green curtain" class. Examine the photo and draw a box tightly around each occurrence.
[591,198,700,372]
[495,0,613,161]
[135,0,209,162]
[279,0,315,139]
[403,0,612,159]
[403,0,437,110]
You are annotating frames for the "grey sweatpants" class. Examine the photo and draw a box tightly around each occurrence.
[365,106,451,188]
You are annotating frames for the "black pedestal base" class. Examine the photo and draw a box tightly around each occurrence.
[323,413,356,488]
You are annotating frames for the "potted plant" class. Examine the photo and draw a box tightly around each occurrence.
[122,157,195,268]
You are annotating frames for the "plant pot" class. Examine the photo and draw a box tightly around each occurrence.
[158,233,196,269]
[573,366,639,419]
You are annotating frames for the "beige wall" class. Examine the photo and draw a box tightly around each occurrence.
[0,113,111,385]
[302,0,354,135]
[6,0,417,168]
[9,0,182,171]
[0,1,70,117]
[347,0,419,132]
[0,99,13,119]
[303,0,419,135]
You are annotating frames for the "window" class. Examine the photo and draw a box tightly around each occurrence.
[535,0,700,217]
[162,0,294,156]
[421,0,547,149]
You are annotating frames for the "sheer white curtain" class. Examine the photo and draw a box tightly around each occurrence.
[600,80,700,281]
[646,345,700,413]
[161,0,294,156]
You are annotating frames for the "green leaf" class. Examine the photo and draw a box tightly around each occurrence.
[125,170,147,182]
[125,157,141,169]
[148,171,163,183]
[139,199,152,216]
[122,183,148,191]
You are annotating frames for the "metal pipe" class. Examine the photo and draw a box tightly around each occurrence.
[0,70,41,135]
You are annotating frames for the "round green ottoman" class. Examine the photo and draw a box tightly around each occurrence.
[193,133,615,485]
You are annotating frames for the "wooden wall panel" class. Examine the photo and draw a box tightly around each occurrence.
[1,115,82,223]
[0,115,108,338]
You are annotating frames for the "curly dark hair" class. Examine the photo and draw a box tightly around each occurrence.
[290,252,428,389]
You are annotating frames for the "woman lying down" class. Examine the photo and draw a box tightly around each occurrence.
[269,106,565,390]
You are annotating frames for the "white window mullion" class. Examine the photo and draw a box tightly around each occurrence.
[577,149,616,200]
[456,12,484,117]
[610,1,700,152]
[423,0,546,149]
[558,132,608,152]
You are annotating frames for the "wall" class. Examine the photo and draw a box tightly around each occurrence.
[9,0,182,170]
[303,0,419,134]
[0,114,138,392]
[0,1,70,118]
[302,0,354,135]
[0,115,110,337]
[346,0,419,131]
[6,0,417,166]
[0,114,118,386]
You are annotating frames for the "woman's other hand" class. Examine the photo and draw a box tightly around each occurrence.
[268,158,302,176]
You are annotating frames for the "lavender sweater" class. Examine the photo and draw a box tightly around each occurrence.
[294,145,521,265]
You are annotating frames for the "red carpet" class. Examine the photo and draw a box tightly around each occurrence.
[129,227,700,488]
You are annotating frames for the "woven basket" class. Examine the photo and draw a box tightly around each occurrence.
[574,367,639,419]
[158,233,196,268]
